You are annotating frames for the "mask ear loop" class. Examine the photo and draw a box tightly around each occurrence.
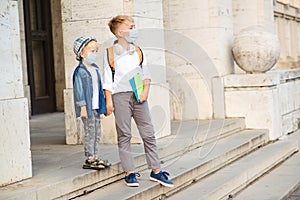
[114,43,124,55]
[113,34,123,55]
[114,43,135,55]
[128,43,135,55]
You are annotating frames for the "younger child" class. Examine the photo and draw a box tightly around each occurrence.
[73,36,111,170]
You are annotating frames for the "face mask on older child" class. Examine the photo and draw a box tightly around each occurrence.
[125,29,138,43]
[84,52,98,64]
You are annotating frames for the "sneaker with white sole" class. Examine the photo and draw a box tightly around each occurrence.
[125,173,140,187]
[150,171,174,187]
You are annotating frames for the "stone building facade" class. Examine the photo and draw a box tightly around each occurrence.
[1,0,300,187]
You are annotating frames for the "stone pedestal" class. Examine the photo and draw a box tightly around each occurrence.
[224,69,300,140]
[0,0,32,186]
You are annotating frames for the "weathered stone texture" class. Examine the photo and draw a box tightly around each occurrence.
[62,0,171,144]
[0,0,31,186]
[232,26,280,73]
[0,98,31,186]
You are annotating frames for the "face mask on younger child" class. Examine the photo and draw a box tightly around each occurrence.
[84,52,98,64]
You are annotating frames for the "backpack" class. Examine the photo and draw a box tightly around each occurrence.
[106,45,143,82]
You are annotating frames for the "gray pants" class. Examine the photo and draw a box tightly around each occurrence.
[112,92,161,172]
[81,109,101,159]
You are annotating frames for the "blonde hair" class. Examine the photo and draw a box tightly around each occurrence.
[84,40,98,50]
[80,40,98,59]
[108,15,134,35]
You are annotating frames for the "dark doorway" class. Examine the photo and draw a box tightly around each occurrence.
[23,0,56,115]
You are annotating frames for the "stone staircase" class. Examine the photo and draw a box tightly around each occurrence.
[1,117,299,200]
[76,121,298,200]
[233,131,300,200]
[168,135,298,200]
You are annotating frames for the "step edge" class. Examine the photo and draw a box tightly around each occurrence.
[1,119,251,200]
[112,133,268,200]
[56,120,250,199]
[206,142,299,200]
[169,141,298,200]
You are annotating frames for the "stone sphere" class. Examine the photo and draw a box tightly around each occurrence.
[232,26,280,73]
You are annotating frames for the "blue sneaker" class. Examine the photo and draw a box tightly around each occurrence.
[150,171,174,187]
[125,173,140,187]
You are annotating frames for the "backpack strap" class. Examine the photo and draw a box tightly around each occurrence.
[106,47,115,82]
[106,45,144,82]
[135,46,143,67]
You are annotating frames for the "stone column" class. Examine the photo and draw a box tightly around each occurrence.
[274,1,300,68]
[163,0,233,120]
[18,0,31,115]
[134,0,171,141]
[62,0,171,144]
[276,16,288,61]
[298,23,300,61]
[61,0,124,144]
[101,0,172,143]
[232,0,275,34]
[0,0,32,186]
[290,20,298,65]
[51,0,65,112]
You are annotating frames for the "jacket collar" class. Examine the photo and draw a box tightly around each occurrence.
[79,61,98,69]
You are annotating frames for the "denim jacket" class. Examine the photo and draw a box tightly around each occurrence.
[72,61,106,118]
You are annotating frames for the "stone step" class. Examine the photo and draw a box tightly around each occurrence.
[234,131,300,200]
[0,119,245,200]
[74,129,268,200]
[157,118,246,162]
[168,136,299,200]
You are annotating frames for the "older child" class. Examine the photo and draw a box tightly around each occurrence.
[73,36,111,170]
[103,15,174,187]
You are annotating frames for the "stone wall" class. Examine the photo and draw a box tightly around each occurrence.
[163,0,233,120]
[61,0,124,144]
[62,0,171,144]
[0,0,32,186]
[51,0,66,112]
[274,0,300,69]
[18,0,31,115]
[2,0,300,187]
